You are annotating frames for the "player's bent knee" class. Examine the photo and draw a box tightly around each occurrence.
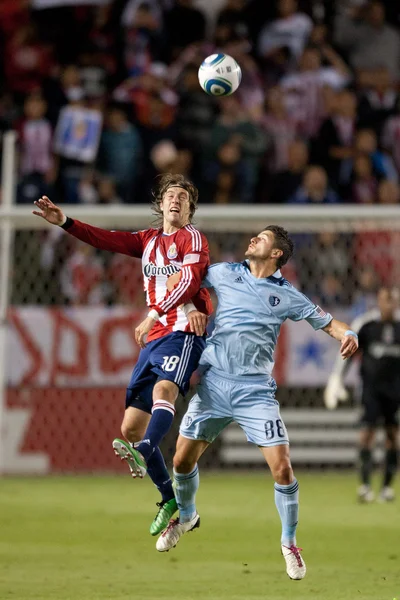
[173,452,196,474]
[121,423,142,444]
[272,461,294,486]
[153,380,179,404]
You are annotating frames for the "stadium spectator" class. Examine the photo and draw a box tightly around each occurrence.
[174,62,218,180]
[288,165,341,204]
[53,87,103,204]
[77,45,110,102]
[381,114,400,175]
[341,128,398,188]
[203,95,268,202]
[357,67,399,135]
[377,179,400,204]
[16,92,56,204]
[121,0,165,78]
[96,104,143,203]
[96,177,123,205]
[4,23,56,100]
[268,138,309,204]
[351,265,381,319]
[334,1,400,82]
[298,230,352,305]
[164,0,206,63]
[313,89,358,183]
[348,155,379,204]
[260,86,297,175]
[280,43,351,138]
[43,64,84,128]
[257,0,313,65]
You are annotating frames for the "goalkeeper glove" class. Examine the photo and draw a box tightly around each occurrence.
[324,373,349,410]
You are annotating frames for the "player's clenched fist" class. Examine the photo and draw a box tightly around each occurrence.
[33,196,66,226]
[187,310,208,336]
[339,333,359,359]
[135,315,157,349]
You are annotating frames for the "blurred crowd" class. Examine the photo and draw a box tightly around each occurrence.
[2,0,400,310]
[1,0,400,206]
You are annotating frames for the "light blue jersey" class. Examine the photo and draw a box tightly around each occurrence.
[200,260,333,378]
[180,261,333,447]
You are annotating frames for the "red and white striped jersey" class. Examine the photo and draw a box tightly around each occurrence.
[62,219,213,342]
[281,68,349,138]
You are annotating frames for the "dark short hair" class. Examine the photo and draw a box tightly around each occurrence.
[151,173,199,225]
[264,225,294,268]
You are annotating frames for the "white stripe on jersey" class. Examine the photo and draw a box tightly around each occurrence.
[155,246,168,327]
[160,265,192,312]
[175,334,195,386]
[186,225,202,252]
[173,307,189,332]
[142,236,157,298]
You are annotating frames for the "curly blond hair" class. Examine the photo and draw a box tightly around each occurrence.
[151,173,199,226]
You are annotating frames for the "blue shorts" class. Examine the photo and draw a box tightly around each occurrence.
[125,331,206,414]
[179,367,289,447]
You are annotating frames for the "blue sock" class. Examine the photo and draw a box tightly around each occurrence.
[136,400,175,462]
[146,447,174,503]
[173,465,199,523]
[274,478,299,547]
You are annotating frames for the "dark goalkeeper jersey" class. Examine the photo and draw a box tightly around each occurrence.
[358,319,400,393]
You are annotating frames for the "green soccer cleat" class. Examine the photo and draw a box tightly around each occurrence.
[150,498,179,536]
[112,438,148,479]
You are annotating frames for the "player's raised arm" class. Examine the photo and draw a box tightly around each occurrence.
[322,318,359,359]
[33,196,144,257]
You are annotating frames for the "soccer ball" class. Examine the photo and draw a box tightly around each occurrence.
[198,53,242,97]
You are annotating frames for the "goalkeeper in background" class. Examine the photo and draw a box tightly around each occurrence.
[325,287,400,503]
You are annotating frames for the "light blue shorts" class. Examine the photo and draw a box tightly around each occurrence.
[179,368,289,447]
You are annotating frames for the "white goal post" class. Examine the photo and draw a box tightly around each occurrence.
[0,131,16,473]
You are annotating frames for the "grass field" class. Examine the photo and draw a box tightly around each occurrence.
[0,472,399,600]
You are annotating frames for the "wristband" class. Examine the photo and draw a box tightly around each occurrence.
[181,302,196,317]
[148,309,160,321]
[60,216,74,229]
[344,329,358,338]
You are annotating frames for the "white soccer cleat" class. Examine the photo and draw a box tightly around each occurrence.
[281,544,306,580]
[378,486,395,503]
[357,484,375,503]
[156,513,200,552]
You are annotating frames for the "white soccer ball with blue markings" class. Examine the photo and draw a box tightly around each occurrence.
[198,53,242,96]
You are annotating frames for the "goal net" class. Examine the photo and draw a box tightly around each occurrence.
[2,141,400,474]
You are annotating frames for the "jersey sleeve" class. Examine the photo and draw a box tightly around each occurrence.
[201,263,226,289]
[287,288,333,330]
[153,230,210,317]
[61,218,147,257]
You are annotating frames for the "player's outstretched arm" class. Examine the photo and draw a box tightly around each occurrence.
[33,196,66,226]
[33,196,144,257]
[322,318,359,359]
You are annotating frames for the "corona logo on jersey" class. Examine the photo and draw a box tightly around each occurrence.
[143,262,180,278]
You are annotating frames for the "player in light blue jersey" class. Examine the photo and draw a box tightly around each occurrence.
[154,225,359,579]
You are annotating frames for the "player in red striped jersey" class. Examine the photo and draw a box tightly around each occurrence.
[33,173,212,535]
